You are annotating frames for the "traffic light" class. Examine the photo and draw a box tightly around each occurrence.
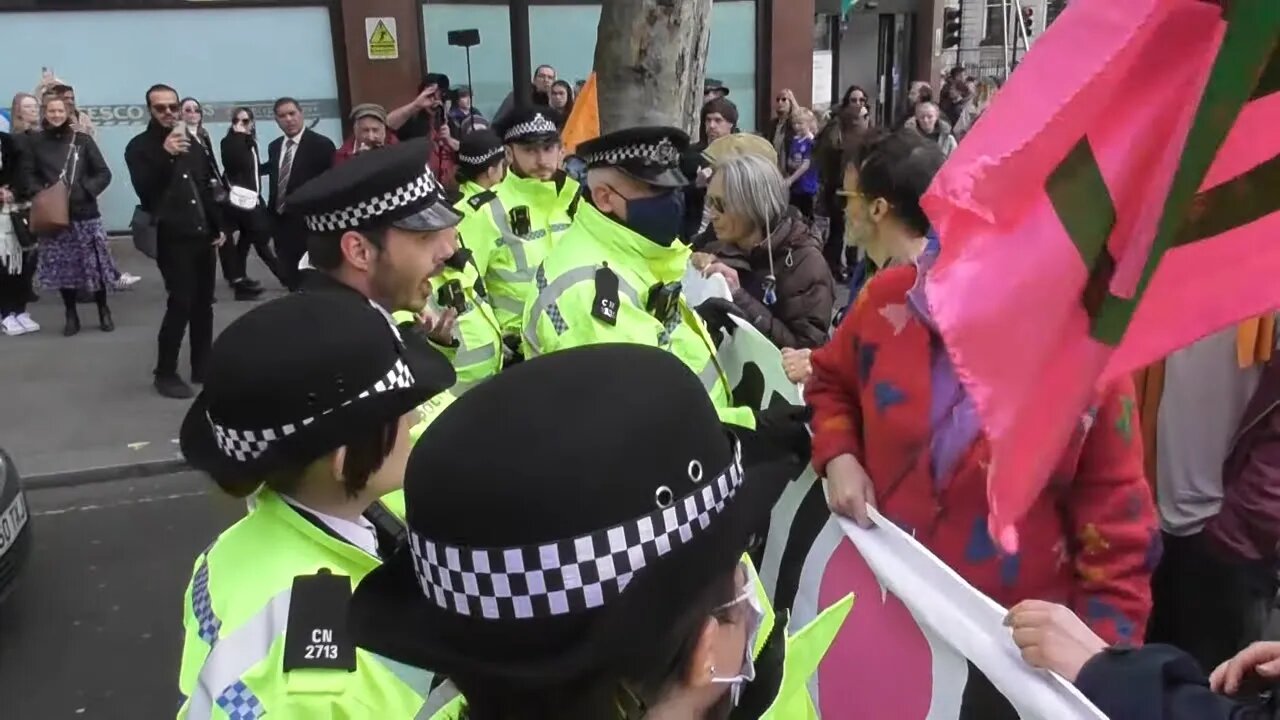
[1047,0,1067,24]
[942,7,962,49]
[1020,6,1035,35]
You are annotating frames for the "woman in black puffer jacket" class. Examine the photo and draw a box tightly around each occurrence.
[21,96,116,336]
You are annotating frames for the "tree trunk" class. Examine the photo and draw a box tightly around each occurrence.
[593,0,714,136]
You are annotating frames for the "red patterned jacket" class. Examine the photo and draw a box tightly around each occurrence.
[808,264,1160,644]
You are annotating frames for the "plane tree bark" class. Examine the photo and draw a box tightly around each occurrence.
[593,0,714,135]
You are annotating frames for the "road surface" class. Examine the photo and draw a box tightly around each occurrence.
[0,472,241,718]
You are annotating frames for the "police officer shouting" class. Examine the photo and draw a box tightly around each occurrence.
[287,138,466,436]
[459,107,581,336]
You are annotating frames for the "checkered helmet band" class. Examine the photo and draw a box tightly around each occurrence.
[581,137,680,169]
[408,439,744,621]
[209,357,416,462]
[502,113,559,142]
[458,146,505,167]
[304,167,440,233]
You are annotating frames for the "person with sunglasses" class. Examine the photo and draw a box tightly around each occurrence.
[221,107,288,290]
[125,83,231,399]
[350,343,853,719]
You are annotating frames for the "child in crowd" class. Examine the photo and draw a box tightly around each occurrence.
[785,107,819,219]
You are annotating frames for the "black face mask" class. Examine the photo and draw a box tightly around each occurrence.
[597,188,686,246]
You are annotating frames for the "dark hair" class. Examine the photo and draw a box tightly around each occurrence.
[180,97,203,129]
[916,86,934,104]
[456,153,505,184]
[213,419,402,500]
[550,80,576,116]
[50,84,74,95]
[949,66,967,80]
[224,106,257,139]
[421,73,451,94]
[848,130,944,236]
[452,567,739,720]
[145,83,178,106]
[274,97,301,115]
[841,85,869,106]
[534,64,556,77]
[306,227,388,272]
[701,97,739,129]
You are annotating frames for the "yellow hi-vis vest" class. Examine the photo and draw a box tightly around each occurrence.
[460,171,580,334]
[176,489,443,718]
[520,201,756,428]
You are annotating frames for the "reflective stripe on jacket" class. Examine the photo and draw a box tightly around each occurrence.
[176,490,432,718]
[460,172,579,334]
[520,201,754,428]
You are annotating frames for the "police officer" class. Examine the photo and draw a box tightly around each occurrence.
[423,129,509,393]
[459,107,581,335]
[286,138,464,434]
[454,129,506,212]
[176,291,456,718]
[348,344,852,719]
[520,126,756,427]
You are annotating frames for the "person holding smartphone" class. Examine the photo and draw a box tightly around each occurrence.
[125,83,229,399]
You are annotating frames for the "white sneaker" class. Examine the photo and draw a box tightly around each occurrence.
[117,273,142,289]
[15,313,40,333]
[0,315,25,336]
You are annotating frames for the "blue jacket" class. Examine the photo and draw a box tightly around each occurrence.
[1076,644,1278,720]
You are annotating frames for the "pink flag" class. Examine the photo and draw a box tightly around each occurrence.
[922,0,1280,551]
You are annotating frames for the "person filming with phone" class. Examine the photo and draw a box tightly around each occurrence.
[125,83,230,400]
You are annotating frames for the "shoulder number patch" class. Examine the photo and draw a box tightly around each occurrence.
[283,568,357,673]
[467,190,497,211]
[592,266,621,326]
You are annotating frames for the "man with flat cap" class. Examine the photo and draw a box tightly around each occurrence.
[458,106,581,338]
[286,139,464,440]
[418,129,508,393]
[520,126,755,428]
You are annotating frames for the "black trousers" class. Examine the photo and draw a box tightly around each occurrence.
[0,249,36,316]
[227,205,285,286]
[822,202,856,276]
[789,190,815,221]
[1147,530,1277,674]
[156,236,216,378]
[272,212,307,291]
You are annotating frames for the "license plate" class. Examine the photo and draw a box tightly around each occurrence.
[0,493,28,558]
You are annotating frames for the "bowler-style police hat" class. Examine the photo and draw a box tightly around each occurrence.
[493,106,561,146]
[286,139,463,234]
[576,126,691,189]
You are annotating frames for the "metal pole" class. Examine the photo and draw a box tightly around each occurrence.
[465,45,478,124]
[1001,0,1011,78]
[509,0,532,108]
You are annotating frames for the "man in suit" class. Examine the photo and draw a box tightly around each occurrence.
[267,97,336,290]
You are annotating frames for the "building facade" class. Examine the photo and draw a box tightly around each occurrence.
[0,0,818,231]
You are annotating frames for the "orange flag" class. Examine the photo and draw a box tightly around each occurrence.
[562,73,599,155]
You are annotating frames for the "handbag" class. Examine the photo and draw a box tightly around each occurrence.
[130,205,158,260]
[29,138,78,235]
[228,185,259,210]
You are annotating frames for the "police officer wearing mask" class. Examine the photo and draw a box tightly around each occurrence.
[286,139,464,443]
[458,107,581,336]
[521,126,758,428]
[175,291,455,718]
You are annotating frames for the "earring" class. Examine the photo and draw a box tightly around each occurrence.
[708,665,717,678]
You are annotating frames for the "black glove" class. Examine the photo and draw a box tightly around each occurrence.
[696,297,747,346]
[501,335,525,366]
[749,402,813,466]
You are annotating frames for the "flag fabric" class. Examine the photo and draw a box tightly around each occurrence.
[561,73,599,155]
[921,0,1280,551]
[841,0,859,16]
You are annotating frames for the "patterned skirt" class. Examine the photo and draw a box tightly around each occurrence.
[36,217,120,293]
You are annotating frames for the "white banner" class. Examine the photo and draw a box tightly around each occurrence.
[710,309,1106,719]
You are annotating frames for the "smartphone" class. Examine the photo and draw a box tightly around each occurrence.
[173,119,188,136]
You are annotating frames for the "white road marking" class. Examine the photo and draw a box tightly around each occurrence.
[34,490,210,517]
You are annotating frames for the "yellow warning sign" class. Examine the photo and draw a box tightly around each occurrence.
[366,17,399,60]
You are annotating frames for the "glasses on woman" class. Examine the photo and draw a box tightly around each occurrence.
[233,117,252,126]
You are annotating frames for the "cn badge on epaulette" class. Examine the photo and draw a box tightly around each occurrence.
[467,190,496,212]
[283,568,357,673]
[592,266,620,326]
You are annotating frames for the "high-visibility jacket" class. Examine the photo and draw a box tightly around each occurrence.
[177,489,440,718]
[520,201,755,428]
[461,171,580,334]
[419,559,854,719]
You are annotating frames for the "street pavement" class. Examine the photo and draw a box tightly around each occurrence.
[0,472,242,718]
[0,241,285,483]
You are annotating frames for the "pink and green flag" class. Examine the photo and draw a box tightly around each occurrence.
[921,0,1279,551]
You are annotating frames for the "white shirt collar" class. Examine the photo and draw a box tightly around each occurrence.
[282,495,380,558]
